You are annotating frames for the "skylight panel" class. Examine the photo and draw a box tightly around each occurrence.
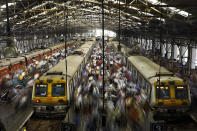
[178,10,190,17]
[147,0,159,4]
[109,0,124,4]
[146,0,191,17]
[16,21,25,25]
[131,16,141,20]
[32,2,48,10]
[129,6,140,11]
[137,22,142,25]
[141,12,154,16]
[156,17,165,22]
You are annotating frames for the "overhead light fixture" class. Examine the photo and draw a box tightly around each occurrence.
[0,2,16,8]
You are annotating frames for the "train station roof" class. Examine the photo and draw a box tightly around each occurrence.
[0,0,196,40]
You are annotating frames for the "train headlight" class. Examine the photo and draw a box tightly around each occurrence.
[36,99,40,103]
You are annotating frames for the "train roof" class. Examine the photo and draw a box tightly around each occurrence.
[0,43,65,68]
[110,41,130,55]
[0,57,24,68]
[40,41,94,82]
[128,56,183,84]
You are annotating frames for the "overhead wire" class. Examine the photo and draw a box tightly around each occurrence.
[101,0,105,127]
[63,3,68,121]
[118,0,121,49]
[158,0,163,86]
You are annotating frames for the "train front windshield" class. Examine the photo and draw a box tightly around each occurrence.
[52,83,65,97]
[157,86,171,99]
[35,84,48,97]
[175,86,188,99]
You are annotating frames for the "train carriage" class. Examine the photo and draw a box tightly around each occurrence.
[0,42,67,80]
[32,41,94,116]
[127,55,191,119]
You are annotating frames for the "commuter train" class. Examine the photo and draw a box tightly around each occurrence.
[32,41,94,116]
[127,56,191,119]
[0,41,77,80]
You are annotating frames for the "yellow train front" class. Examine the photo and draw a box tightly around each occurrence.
[32,78,68,117]
[150,78,191,119]
[127,56,191,120]
[32,41,95,117]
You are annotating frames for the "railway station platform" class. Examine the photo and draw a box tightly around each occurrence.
[0,87,33,131]
[1,41,197,131]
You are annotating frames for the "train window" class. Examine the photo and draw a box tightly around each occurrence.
[133,69,136,76]
[144,81,147,89]
[175,86,188,99]
[52,83,65,97]
[135,70,138,78]
[156,86,170,99]
[35,84,48,97]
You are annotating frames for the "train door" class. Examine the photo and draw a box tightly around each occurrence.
[77,69,81,81]
[147,83,152,102]
[72,78,75,95]
[128,61,131,70]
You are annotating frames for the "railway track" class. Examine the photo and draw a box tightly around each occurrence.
[22,115,64,131]
[166,115,197,131]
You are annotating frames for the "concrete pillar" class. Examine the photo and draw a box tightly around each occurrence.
[166,43,171,59]
[161,43,166,57]
[149,40,152,50]
[143,39,146,49]
[34,35,37,49]
[182,46,188,65]
[147,39,150,50]
[156,41,160,50]
[174,45,178,60]
[146,39,149,50]
[191,47,196,69]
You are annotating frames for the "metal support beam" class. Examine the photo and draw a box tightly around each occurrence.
[188,42,192,74]
[171,39,175,71]
[174,44,178,60]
